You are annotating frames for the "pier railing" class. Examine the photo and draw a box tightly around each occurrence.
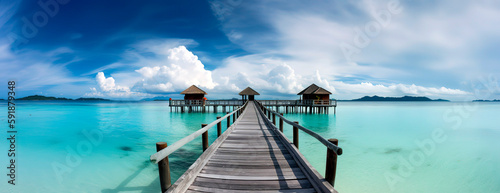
[206,100,244,106]
[150,101,248,192]
[169,99,336,107]
[255,101,343,186]
[259,99,337,106]
[169,99,243,106]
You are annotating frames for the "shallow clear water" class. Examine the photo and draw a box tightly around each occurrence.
[1,101,499,192]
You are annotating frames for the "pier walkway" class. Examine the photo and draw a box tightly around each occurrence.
[151,101,341,193]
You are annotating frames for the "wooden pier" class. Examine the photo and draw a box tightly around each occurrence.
[169,100,243,113]
[169,99,337,114]
[152,101,342,192]
[259,100,337,114]
[169,84,338,114]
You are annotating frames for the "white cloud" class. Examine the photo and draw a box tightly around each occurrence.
[96,72,129,92]
[86,72,148,99]
[266,63,302,94]
[132,46,217,93]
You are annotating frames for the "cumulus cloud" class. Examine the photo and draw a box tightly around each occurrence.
[266,64,302,94]
[132,46,217,93]
[86,72,148,99]
[86,45,217,98]
[95,72,129,92]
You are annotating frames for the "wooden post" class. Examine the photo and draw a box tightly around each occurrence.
[326,138,339,187]
[293,121,299,149]
[226,112,230,128]
[279,113,284,132]
[217,116,221,137]
[272,113,276,125]
[233,112,236,123]
[202,124,208,152]
[156,142,171,192]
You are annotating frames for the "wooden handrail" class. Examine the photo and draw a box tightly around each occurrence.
[169,99,244,106]
[150,101,248,163]
[258,99,337,106]
[255,101,342,155]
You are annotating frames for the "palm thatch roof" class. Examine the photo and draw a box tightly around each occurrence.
[180,85,207,95]
[297,84,332,95]
[239,87,260,95]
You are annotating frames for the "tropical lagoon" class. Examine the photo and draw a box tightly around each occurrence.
[1,101,499,193]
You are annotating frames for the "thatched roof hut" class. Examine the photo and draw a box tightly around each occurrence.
[181,85,207,100]
[239,87,260,101]
[297,84,331,100]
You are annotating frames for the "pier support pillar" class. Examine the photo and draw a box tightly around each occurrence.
[156,142,172,192]
[293,121,299,149]
[202,124,208,151]
[279,113,283,132]
[226,112,230,128]
[326,138,339,187]
[217,116,222,137]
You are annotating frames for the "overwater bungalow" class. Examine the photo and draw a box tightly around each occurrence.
[239,87,260,101]
[298,83,332,103]
[170,85,241,112]
[180,85,207,100]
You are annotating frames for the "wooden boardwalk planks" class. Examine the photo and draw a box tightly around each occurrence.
[169,101,336,193]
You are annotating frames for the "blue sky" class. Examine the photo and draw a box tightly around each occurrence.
[1,0,499,100]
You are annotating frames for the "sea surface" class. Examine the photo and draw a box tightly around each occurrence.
[1,101,499,193]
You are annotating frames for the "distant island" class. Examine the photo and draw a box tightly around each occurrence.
[18,95,72,100]
[75,97,111,101]
[351,95,449,102]
[473,99,500,102]
[18,95,110,101]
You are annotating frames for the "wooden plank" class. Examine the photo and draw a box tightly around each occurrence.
[207,159,298,166]
[216,148,288,154]
[205,163,298,169]
[191,177,313,190]
[197,173,307,181]
[220,143,285,149]
[187,186,317,193]
[201,167,305,177]
[211,154,293,161]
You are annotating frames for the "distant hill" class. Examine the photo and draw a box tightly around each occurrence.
[75,97,111,101]
[473,99,500,102]
[18,95,72,101]
[18,95,110,101]
[352,95,449,102]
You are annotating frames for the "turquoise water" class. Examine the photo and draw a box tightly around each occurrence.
[1,101,499,192]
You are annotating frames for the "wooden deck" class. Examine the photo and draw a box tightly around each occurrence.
[168,101,336,193]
